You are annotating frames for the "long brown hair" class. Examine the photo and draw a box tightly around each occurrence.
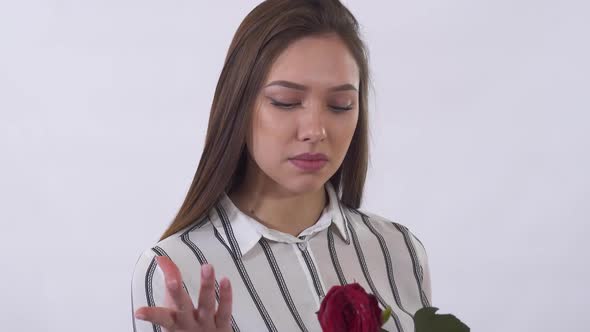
[160,0,372,241]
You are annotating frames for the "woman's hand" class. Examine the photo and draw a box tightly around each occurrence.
[134,256,233,332]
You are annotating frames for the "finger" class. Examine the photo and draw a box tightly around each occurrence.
[156,256,195,326]
[135,306,177,330]
[215,277,233,329]
[157,256,194,311]
[196,264,217,323]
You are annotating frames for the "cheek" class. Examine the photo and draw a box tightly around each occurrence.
[331,113,358,150]
[257,106,292,138]
[249,107,291,162]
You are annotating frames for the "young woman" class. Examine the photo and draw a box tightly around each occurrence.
[131,1,432,331]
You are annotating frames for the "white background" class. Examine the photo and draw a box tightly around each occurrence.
[1,0,588,331]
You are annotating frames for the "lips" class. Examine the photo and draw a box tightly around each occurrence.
[290,153,328,161]
[289,158,327,171]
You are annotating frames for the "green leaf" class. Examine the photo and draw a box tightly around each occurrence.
[381,305,392,325]
[413,307,470,332]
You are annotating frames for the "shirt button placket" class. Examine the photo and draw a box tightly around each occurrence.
[297,241,307,251]
[297,235,308,251]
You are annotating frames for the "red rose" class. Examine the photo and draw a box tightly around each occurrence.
[317,283,383,332]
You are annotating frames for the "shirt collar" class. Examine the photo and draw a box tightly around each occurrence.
[210,181,350,258]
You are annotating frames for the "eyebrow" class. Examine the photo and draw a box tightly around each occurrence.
[263,80,358,92]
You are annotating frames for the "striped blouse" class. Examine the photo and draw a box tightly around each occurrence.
[131,181,432,332]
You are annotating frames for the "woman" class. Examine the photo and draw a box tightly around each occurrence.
[131,0,432,331]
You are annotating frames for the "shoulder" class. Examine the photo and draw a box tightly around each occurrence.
[344,206,429,259]
[131,216,214,279]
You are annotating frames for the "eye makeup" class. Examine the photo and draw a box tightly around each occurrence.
[268,98,354,112]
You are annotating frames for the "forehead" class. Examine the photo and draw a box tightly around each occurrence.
[265,34,359,89]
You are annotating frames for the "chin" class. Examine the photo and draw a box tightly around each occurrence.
[280,177,327,195]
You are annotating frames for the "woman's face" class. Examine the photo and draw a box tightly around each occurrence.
[245,33,360,195]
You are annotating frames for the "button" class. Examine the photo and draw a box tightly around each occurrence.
[297,242,307,250]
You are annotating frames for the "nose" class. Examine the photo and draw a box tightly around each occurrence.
[297,106,327,143]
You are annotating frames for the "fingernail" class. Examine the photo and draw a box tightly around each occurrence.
[135,312,147,320]
[202,264,212,278]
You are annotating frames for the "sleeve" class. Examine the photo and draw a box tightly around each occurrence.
[408,231,432,305]
[130,248,166,332]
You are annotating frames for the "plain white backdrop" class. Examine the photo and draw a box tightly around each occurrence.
[1,0,588,331]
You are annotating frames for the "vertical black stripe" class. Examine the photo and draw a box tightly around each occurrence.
[215,204,278,332]
[350,209,430,308]
[301,249,325,298]
[327,225,347,286]
[180,217,241,332]
[394,223,431,307]
[144,256,162,332]
[260,238,309,332]
[357,212,414,318]
[299,235,325,299]
[347,217,405,332]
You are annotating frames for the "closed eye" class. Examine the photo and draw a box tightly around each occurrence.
[270,99,353,112]
[270,100,300,109]
[331,104,353,111]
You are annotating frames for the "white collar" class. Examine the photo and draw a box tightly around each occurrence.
[210,181,350,258]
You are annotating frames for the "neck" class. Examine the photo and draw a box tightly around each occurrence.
[228,180,328,237]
